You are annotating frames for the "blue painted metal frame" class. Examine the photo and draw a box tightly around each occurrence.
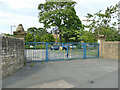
[98,43,99,58]
[67,43,69,59]
[83,43,86,59]
[46,43,48,61]
[25,42,99,63]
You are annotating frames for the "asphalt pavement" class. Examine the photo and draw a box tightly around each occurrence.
[2,58,118,88]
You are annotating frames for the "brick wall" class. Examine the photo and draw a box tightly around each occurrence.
[100,41,120,60]
[0,35,25,78]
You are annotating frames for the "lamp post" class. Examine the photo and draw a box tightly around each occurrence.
[11,25,16,35]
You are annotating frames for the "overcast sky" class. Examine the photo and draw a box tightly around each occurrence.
[0,0,119,34]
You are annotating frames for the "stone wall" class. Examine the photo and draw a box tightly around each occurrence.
[100,41,120,60]
[0,35,25,78]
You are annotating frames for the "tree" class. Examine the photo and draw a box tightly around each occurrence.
[25,33,34,42]
[26,27,55,42]
[83,4,119,41]
[40,33,55,42]
[62,28,84,42]
[80,30,97,43]
[38,1,82,42]
[28,27,47,35]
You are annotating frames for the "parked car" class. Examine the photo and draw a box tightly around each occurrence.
[30,45,33,48]
[50,45,60,50]
[69,45,76,49]
[88,45,96,47]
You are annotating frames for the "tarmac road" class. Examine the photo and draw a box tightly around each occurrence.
[3,58,118,88]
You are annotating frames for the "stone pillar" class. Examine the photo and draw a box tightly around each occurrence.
[13,24,27,64]
[13,24,27,41]
[97,35,106,58]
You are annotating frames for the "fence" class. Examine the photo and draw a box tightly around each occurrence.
[25,42,99,62]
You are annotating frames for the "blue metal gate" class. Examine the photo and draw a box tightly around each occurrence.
[25,42,99,63]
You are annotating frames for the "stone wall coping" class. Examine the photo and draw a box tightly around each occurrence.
[103,41,120,43]
[0,35,22,40]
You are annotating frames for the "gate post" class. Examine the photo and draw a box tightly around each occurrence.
[98,43,99,58]
[67,43,69,59]
[46,43,48,61]
[97,35,106,58]
[83,43,86,59]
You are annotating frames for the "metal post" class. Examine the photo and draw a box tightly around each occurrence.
[67,43,69,59]
[84,43,86,59]
[46,43,48,61]
[11,25,16,35]
[98,43,99,58]
[11,26,12,35]
[35,42,36,61]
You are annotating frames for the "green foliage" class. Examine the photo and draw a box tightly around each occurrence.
[29,63,34,67]
[40,33,56,42]
[24,62,26,66]
[28,27,47,35]
[4,34,11,36]
[38,1,83,42]
[84,4,119,41]
[81,30,97,43]
[26,27,55,42]
[25,33,34,42]
[62,28,83,42]
[4,34,15,37]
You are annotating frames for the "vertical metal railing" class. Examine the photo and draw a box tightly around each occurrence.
[25,42,99,62]
[83,43,86,59]
[67,43,69,59]
[46,43,48,61]
[98,43,99,58]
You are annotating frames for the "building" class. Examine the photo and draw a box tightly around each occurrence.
[0,33,5,35]
[51,27,59,42]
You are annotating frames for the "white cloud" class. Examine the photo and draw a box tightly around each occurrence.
[0,0,44,34]
[0,0,119,34]
[75,0,119,20]
[2,0,46,9]
[0,11,12,17]
[74,0,118,4]
[0,10,43,34]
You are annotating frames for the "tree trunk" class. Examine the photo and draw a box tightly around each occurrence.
[59,31,62,42]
